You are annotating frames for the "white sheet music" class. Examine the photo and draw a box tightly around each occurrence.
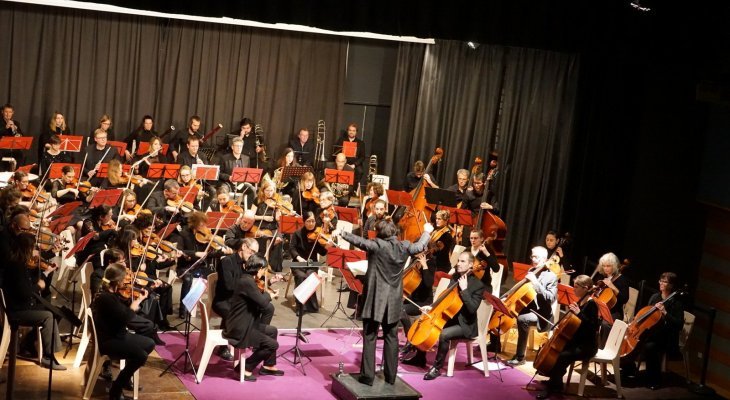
[183,277,208,315]
[347,259,369,276]
[294,272,322,304]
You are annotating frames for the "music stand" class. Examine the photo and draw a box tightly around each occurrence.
[192,164,219,181]
[64,232,96,260]
[0,136,33,150]
[280,215,304,234]
[444,206,473,227]
[323,168,354,186]
[231,167,263,185]
[16,164,35,174]
[366,230,376,239]
[321,248,366,327]
[89,189,123,208]
[513,262,531,282]
[424,187,459,209]
[137,141,169,155]
[57,135,84,152]
[334,206,358,225]
[49,163,81,179]
[206,212,239,229]
[281,166,312,182]
[179,185,199,204]
[483,292,509,381]
[146,163,180,180]
[557,283,578,307]
[96,163,131,178]
[48,215,73,235]
[595,300,614,325]
[341,141,357,158]
[156,223,178,240]
[107,141,127,157]
[47,201,82,219]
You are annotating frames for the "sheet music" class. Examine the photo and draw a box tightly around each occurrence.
[347,259,368,276]
[183,277,208,315]
[294,272,322,304]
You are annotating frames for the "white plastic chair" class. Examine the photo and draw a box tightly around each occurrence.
[568,319,628,398]
[192,299,247,383]
[446,300,491,377]
[491,264,504,297]
[73,262,94,368]
[623,287,639,322]
[82,307,139,400]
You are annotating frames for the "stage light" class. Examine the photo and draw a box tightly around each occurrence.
[630,0,651,12]
[466,41,480,50]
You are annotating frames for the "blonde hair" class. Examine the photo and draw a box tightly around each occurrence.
[107,159,124,186]
[49,112,66,132]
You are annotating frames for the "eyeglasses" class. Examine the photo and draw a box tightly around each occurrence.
[658,279,669,284]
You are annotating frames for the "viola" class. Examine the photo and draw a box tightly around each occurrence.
[125,203,142,215]
[619,288,686,357]
[101,219,117,231]
[120,174,149,186]
[245,225,274,239]
[22,183,52,203]
[194,226,229,251]
[265,194,295,216]
[35,227,62,252]
[130,243,163,260]
[302,187,320,204]
[319,207,336,226]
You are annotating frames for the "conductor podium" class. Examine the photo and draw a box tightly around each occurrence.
[331,373,421,400]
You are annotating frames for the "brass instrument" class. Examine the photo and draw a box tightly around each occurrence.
[272,167,289,190]
[314,120,327,169]
[368,155,377,182]
[254,124,269,162]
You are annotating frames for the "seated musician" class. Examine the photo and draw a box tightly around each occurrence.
[103,159,150,190]
[291,171,319,217]
[337,123,366,186]
[271,147,300,198]
[177,135,206,168]
[123,115,158,161]
[146,179,188,224]
[362,182,386,220]
[399,252,433,360]
[536,275,600,399]
[219,137,250,186]
[446,169,470,205]
[115,189,142,226]
[595,252,629,345]
[289,212,327,314]
[1,232,65,370]
[251,179,284,272]
[37,112,70,163]
[545,230,573,271]
[506,246,558,366]
[339,218,432,386]
[621,272,685,390]
[363,199,387,233]
[323,153,354,207]
[404,160,437,192]
[131,136,168,178]
[224,210,259,245]
[169,115,202,162]
[39,134,73,176]
[0,187,21,228]
[12,171,55,211]
[176,165,208,209]
[225,117,261,165]
[289,127,315,167]
[91,263,156,400]
[213,237,260,361]
[207,185,242,213]
[50,165,90,205]
[85,128,121,187]
[316,190,339,230]
[404,251,485,379]
[429,209,454,274]
[223,254,283,381]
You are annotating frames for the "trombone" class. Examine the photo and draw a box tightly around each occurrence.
[314,119,327,169]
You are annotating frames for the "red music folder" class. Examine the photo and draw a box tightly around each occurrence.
[49,163,81,179]
[107,141,127,157]
[96,163,131,178]
[342,141,357,158]
[146,163,180,180]
[513,262,531,282]
[280,215,304,234]
[0,136,33,150]
[323,168,354,185]
[137,141,169,156]
[57,135,84,152]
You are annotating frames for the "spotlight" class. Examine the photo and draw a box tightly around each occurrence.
[466,41,480,50]
[630,0,651,12]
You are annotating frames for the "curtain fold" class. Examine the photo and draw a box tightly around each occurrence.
[0,3,347,159]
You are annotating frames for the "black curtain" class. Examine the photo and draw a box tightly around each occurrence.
[0,2,347,161]
[387,40,579,263]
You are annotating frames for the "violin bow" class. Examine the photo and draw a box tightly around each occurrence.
[77,152,89,194]
[29,161,54,208]
[136,214,158,273]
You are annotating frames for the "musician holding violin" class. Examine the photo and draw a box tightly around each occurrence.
[252,179,285,272]
[51,165,93,204]
[535,275,600,399]
[620,272,685,390]
[362,182,385,220]
[507,246,559,366]
[207,185,243,214]
[289,212,328,314]
[339,219,432,386]
[91,263,156,400]
[292,171,319,217]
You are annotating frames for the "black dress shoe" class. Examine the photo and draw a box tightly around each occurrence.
[17,348,38,361]
[399,343,413,355]
[123,379,143,392]
[242,373,257,382]
[40,356,67,371]
[358,375,374,386]
[506,357,525,366]
[401,355,426,368]
[423,367,441,380]
[259,367,285,376]
[218,347,234,361]
[152,332,166,346]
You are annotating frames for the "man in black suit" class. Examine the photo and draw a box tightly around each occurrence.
[289,128,315,166]
[337,123,366,187]
[219,137,251,191]
[340,219,432,386]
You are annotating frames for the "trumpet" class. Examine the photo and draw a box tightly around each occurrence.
[314,120,327,167]
[254,124,269,162]
[368,155,377,182]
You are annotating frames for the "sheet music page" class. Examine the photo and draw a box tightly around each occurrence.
[183,277,208,315]
[347,259,369,276]
[294,272,322,304]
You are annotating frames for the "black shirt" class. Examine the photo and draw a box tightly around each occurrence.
[92,291,136,343]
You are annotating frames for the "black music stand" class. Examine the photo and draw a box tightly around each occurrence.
[160,277,206,383]
[483,292,509,381]
[320,248,366,328]
[424,187,459,209]
[146,163,180,180]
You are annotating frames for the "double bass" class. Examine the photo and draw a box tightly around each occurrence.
[474,158,507,265]
[398,148,443,242]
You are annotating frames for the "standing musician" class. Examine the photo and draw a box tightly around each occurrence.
[226,117,262,165]
[291,171,319,217]
[507,246,559,366]
[404,160,438,192]
[252,179,285,272]
[219,137,250,188]
[38,112,70,163]
[339,219,432,386]
[123,115,158,161]
[337,123,366,187]
[536,274,600,399]
[39,134,73,176]
[429,209,454,273]
[459,172,494,244]
[594,252,629,345]
[289,212,328,314]
[170,115,202,162]
[289,127,315,167]
[324,153,354,207]
[223,254,284,381]
[177,211,233,317]
[85,128,121,186]
[620,272,685,390]
[2,103,23,137]
[1,232,65,370]
[91,263,156,400]
[408,251,485,380]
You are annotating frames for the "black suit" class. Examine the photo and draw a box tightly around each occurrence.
[341,230,430,384]
[213,253,244,321]
[337,134,365,185]
[289,138,316,166]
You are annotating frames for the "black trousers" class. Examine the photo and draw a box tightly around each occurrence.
[292,267,319,311]
[127,314,156,339]
[10,308,62,357]
[361,317,399,384]
[410,320,470,370]
[546,345,596,387]
[239,323,279,370]
[400,302,422,335]
[621,339,667,385]
[100,332,155,396]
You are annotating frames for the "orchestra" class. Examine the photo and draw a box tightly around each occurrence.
[0,109,692,399]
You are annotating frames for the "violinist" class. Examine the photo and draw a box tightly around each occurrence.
[289,212,327,313]
[1,232,65,370]
[595,252,629,345]
[407,251,485,380]
[132,214,176,325]
[363,199,387,233]
[316,190,339,230]
[147,179,187,223]
[620,272,685,390]
[536,275,600,399]
[0,187,21,228]
[123,115,159,161]
[37,112,70,163]
[207,185,243,214]
[429,210,454,273]
[116,189,142,225]
[213,237,260,361]
[251,179,284,272]
[39,134,73,176]
[292,171,319,217]
[339,219,432,386]
[85,128,120,186]
[404,160,437,192]
[224,254,283,381]
[224,210,260,246]
[176,165,208,208]
[103,159,128,189]
[361,182,385,220]
[91,263,156,400]
[177,211,233,317]
[13,171,54,211]
[506,246,558,367]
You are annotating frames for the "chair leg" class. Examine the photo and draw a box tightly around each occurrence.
[446,341,458,377]
[567,362,574,388]
[239,349,247,383]
[132,368,139,400]
[612,358,623,398]
[682,351,691,383]
[195,342,216,383]
[36,327,43,364]
[578,361,591,397]
[466,341,474,365]
[478,337,489,377]
[82,355,104,400]
[0,320,11,368]
[73,316,90,369]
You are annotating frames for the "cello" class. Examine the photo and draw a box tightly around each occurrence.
[619,287,686,357]
[398,148,444,242]
[487,256,561,336]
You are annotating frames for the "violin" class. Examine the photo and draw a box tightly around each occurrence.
[130,242,163,260]
[120,174,149,186]
[167,196,195,213]
[27,255,56,271]
[101,219,117,231]
[156,239,182,254]
[302,187,320,204]
[35,227,62,252]
[265,194,295,216]
[66,178,93,193]
[194,226,229,251]
[306,227,336,247]
[22,183,52,203]
[245,225,274,239]
[117,272,149,301]
[221,200,243,214]
[125,203,142,215]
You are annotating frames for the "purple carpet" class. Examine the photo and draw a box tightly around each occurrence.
[156,329,537,400]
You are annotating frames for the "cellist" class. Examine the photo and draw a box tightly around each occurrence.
[620,272,685,390]
[594,252,630,346]
[404,251,485,380]
[506,246,559,366]
[536,275,600,399]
